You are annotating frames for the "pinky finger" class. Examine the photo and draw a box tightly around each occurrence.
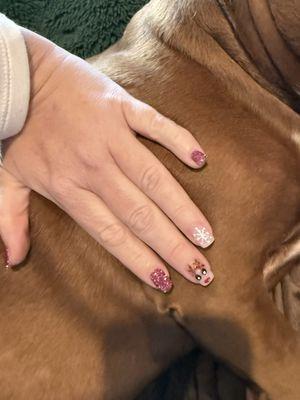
[122,96,207,169]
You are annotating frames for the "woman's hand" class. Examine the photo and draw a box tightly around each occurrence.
[0,29,214,292]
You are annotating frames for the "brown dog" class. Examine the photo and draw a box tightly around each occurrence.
[1,0,300,399]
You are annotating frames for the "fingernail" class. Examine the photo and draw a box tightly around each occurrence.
[188,259,214,286]
[193,226,214,248]
[4,248,10,268]
[191,150,207,168]
[150,268,173,293]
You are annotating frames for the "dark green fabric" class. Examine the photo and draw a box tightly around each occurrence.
[0,0,148,58]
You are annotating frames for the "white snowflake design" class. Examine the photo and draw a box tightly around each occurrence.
[193,226,214,248]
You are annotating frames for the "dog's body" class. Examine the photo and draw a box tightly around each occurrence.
[1,1,300,399]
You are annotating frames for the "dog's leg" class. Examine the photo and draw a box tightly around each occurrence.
[161,250,300,400]
[263,223,300,333]
[263,223,300,292]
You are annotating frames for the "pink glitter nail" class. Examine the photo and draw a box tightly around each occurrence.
[191,150,207,167]
[4,248,10,268]
[150,268,173,293]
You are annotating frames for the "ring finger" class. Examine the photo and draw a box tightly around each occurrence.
[52,187,174,293]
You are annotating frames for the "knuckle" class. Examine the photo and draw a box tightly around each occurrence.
[130,249,147,268]
[127,204,153,234]
[172,203,188,219]
[98,222,126,247]
[50,177,74,200]
[170,125,184,145]
[80,152,100,174]
[149,110,166,138]
[169,241,188,260]
[109,95,123,110]
[122,97,134,114]
[141,165,161,193]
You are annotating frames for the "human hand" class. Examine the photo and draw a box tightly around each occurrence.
[0,29,214,292]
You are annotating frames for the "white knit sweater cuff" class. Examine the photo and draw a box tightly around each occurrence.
[0,14,30,140]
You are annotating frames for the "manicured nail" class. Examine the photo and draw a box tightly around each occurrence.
[188,259,214,286]
[150,268,173,293]
[193,226,214,248]
[4,248,10,268]
[191,150,207,167]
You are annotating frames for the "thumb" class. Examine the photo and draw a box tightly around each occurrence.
[0,168,31,267]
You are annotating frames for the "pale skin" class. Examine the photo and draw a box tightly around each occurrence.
[0,29,214,292]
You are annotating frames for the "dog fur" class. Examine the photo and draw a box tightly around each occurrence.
[1,1,300,399]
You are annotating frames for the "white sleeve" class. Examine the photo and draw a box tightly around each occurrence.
[0,14,30,140]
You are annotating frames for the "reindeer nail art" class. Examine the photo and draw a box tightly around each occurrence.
[188,259,214,286]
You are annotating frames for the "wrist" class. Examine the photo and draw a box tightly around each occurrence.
[20,28,65,98]
[21,28,54,70]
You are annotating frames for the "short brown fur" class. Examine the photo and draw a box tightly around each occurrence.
[1,1,300,399]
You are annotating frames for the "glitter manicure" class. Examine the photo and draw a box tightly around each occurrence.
[188,259,214,286]
[150,268,173,293]
[193,226,214,248]
[191,150,207,167]
[4,248,10,268]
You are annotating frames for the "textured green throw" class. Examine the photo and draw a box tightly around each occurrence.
[0,0,148,58]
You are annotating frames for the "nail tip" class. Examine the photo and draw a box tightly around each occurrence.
[193,227,215,248]
[191,150,207,168]
[200,238,215,249]
[203,276,214,287]
[150,268,173,294]
[162,283,173,294]
[4,248,11,269]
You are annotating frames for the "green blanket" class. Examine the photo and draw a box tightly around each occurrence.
[0,0,148,58]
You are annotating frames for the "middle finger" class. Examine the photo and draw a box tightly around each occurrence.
[111,132,214,249]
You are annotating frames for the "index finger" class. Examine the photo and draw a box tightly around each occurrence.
[122,97,207,169]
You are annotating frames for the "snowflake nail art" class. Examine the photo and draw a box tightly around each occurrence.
[193,226,214,248]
